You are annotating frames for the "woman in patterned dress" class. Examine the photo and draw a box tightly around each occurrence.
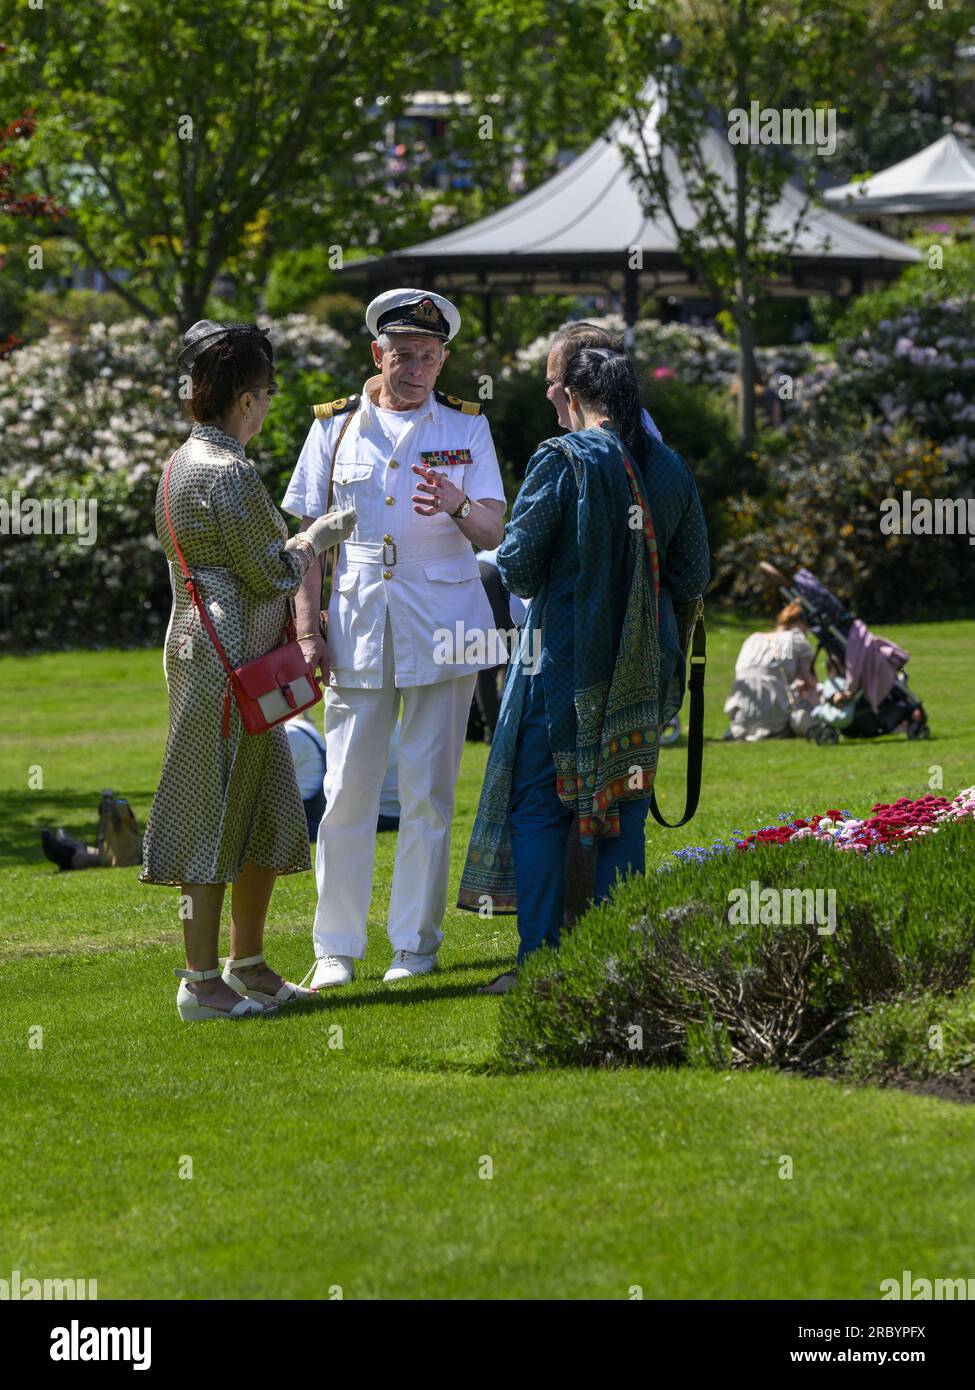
[141,321,355,1021]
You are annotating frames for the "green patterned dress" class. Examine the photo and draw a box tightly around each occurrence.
[141,423,313,886]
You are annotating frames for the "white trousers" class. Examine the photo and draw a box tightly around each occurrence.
[313,609,477,959]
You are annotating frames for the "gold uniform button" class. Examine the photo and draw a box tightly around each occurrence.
[385,495,395,505]
[383,533,393,543]
[383,569,392,579]
[389,459,399,468]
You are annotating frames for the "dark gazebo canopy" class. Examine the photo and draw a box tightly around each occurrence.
[340,88,919,323]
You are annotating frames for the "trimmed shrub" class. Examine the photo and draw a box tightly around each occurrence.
[839,987,975,1084]
[264,246,346,318]
[496,818,975,1074]
[717,273,975,619]
[637,375,746,533]
[497,315,753,530]
[21,288,137,341]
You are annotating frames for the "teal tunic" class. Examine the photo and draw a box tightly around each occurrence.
[457,424,708,914]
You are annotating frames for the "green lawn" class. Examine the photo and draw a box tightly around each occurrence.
[1,615,973,1299]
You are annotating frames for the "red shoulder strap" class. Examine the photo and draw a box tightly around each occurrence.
[163,452,236,734]
[616,440,660,630]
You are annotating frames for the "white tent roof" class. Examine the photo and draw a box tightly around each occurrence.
[347,88,919,298]
[824,133,975,216]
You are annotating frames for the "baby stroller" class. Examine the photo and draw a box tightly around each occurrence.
[758,563,930,744]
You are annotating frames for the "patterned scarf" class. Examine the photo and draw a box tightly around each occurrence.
[551,427,661,839]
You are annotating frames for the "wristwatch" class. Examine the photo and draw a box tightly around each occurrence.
[450,494,472,520]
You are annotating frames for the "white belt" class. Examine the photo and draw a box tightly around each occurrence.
[342,536,475,567]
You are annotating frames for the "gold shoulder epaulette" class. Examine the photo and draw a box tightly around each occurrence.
[312,394,360,421]
[434,389,481,416]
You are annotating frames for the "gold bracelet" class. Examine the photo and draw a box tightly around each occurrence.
[296,632,319,641]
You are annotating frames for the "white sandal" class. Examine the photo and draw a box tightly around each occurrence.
[222,953,312,1005]
[174,966,271,1022]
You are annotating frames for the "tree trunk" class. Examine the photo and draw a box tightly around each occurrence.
[180,286,209,334]
[732,0,757,450]
[736,313,758,451]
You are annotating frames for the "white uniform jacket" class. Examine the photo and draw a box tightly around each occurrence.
[282,376,508,689]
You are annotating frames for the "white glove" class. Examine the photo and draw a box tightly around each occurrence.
[285,506,357,558]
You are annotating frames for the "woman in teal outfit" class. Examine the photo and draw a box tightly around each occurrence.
[457,347,709,992]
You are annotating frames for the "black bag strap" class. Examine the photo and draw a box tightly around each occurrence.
[650,612,706,828]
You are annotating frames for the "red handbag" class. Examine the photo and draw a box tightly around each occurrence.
[163,453,322,737]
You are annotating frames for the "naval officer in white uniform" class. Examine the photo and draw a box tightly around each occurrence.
[283,289,507,988]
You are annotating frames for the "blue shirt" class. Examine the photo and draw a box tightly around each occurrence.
[641,406,663,442]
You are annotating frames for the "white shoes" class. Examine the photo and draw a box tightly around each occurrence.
[177,949,438,1016]
[383,950,437,982]
[174,966,273,1022]
[301,954,356,991]
[222,953,312,1005]
[295,950,437,989]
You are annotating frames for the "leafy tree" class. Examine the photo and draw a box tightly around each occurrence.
[409,0,622,224]
[826,0,975,178]
[0,1,452,328]
[607,0,969,446]
[0,64,66,356]
[0,1,626,333]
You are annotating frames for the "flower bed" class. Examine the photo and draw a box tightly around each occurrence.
[667,788,975,867]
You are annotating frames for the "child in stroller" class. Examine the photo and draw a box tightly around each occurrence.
[808,652,858,738]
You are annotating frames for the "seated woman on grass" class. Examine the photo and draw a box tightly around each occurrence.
[723,602,817,741]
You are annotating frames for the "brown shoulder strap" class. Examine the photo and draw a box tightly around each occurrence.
[322,409,356,597]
